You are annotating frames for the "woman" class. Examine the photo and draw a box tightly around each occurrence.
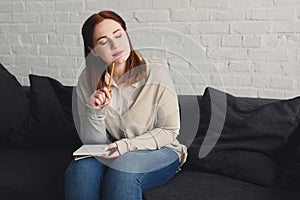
[65,10,187,200]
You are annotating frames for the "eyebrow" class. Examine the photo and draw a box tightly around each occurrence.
[96,29,122,42]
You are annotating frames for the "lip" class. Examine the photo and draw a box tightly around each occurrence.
[112,50,124,57]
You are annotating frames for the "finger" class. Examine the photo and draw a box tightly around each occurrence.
[106,143,117,150]
[95,98,101,106]
[101,87,112,99]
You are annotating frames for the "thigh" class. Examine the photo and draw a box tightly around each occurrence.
[64,157,106,200]
[106,146,179,173]
[101,147,180,200]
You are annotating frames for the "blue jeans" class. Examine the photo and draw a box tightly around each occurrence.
[64,147,180,200]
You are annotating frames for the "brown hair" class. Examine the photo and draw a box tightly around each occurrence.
[81,10,146,89]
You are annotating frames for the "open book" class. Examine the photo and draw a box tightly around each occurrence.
[73,144,110,161]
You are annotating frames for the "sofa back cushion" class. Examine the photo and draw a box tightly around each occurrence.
[9,75,81,148]
[0,63,30,146]
[186,87,300,186]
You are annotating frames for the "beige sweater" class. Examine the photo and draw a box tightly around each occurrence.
[75,63,187,165]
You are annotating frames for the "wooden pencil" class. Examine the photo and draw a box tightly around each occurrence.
[107,62,115,91]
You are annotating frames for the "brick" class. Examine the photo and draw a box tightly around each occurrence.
[270,77,294,89]
[228,0,273,7]
[55,13,71,23]
[275,0,300,5]
[85,1,111,11]
[210,10,246,21]
[258,90,285,99]
[283,64,300,75]
[31,67,58,77]
[231,22,272,34]
[0,3,24,12]
[70,12,91,23]
[151,22,191,34]
[209,48,248,60]
[20,34,34,44]
[56,24,81,34]
[59,68,78,80]
[40,13,54,23]
[221,35,242,47]
[6,34,20,45]
[27,24,55,33]
[48,34,64,45]
[266,63,283,74]
[54,1,84,12]
[69,47,84,56]
[48,57,76,68]
[34,34,48,44]
[273,21,300,33]
[248,49,288,61]
[63,35,79,46]
[25,2,55,12]
[190,22,229,34]
[153,0,190,9]
[1,24,27,33]
[13,13,40,23]
[201,35,220,47]
[225,88,258,97]
[0,13,12,22]
[15,55,47,67]
[243,36,261,47]
[119,0,152,9]
[228,61,251,72]
[11,45,38,55]
[191,0,230,8]
[40,46,69,56]
[284,90,300,98]
[252,76,271,88]
[134,10,170,22]
[0,45,10,54]
[251,8,295,20]
[211,73,251,86]
[171,9,208,21]
[0,55,14,66]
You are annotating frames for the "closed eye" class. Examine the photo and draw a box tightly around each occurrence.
[114,31,122,38]
[99,38,108,45]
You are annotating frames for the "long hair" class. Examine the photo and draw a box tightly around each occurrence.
[81,10,146,90]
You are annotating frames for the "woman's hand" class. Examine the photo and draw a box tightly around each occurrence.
[101,143,120,159]
[89,87,112,109]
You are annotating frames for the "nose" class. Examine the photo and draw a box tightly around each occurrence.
[110,38,117,50]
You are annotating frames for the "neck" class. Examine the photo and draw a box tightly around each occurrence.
[112,61,126,82]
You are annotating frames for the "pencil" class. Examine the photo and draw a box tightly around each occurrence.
[107,62,115,91]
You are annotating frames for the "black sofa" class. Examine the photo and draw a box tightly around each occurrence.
[1,63,300,200]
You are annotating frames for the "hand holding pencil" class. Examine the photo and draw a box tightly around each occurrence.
[88,62,114,109]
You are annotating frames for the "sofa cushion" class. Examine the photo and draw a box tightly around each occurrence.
[143,171,300,200]
[279,125,300,189]
[0,63,30,145]
[9,75,81,148]
[187,87,300,186]
[0,146,74,200]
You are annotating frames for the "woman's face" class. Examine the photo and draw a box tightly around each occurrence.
[90,19,131,65]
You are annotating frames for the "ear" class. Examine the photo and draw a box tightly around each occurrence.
[88,46,97,56]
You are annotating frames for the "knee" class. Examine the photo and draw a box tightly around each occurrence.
[64,157,105,182]
[102,169,142,200]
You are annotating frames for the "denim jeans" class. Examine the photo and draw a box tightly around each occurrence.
[64,147,180,200]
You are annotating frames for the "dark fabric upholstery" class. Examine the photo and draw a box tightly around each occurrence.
[0,63,30,145]
[9,74,81,148]
[143,170,300,200]
[0,146,75,200]
[187,87,300,186]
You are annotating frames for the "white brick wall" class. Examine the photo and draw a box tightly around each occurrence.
[1,0,300,98]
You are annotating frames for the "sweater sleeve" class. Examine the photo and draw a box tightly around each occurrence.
[116,82,180,155]
[75,72,110,144]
